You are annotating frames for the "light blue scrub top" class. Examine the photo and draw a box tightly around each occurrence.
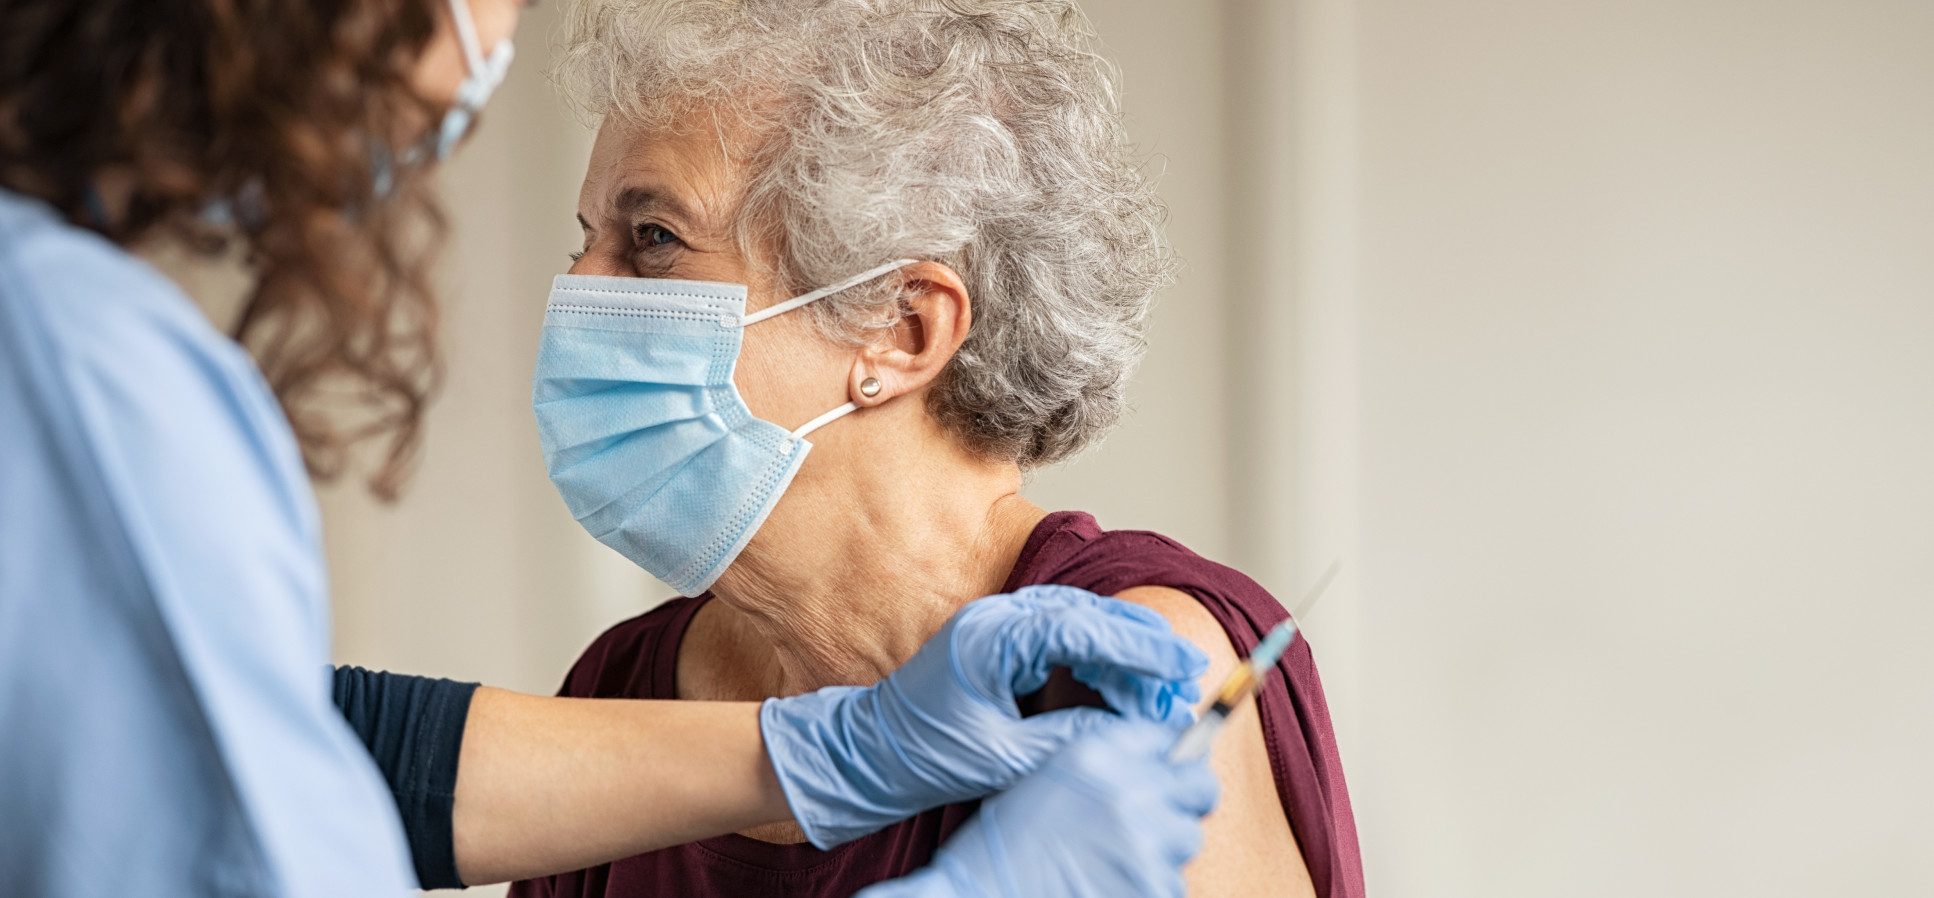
[0,189,416,896]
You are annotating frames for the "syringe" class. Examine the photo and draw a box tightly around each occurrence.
[1166,560,1339,763]
[1165,619,1298,762]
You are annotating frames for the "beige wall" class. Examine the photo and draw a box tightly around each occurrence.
[323,1,1933,895]
[1355,1,1934,895]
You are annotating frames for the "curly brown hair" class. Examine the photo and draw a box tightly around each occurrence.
[0,0,452,499]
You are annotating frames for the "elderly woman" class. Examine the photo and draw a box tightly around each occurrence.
[517,1,1363,897]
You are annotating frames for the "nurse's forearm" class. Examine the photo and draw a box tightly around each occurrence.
[450,687,793,886]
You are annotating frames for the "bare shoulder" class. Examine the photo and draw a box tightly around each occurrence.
[1113,586,1236,666]
[1112,586,1318,898]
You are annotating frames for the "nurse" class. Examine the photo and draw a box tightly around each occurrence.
[0,1,1218,896]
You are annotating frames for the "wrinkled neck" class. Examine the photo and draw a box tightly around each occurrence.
[706,410,1044,694]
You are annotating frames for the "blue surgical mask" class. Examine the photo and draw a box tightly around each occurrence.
[532,260,918,596]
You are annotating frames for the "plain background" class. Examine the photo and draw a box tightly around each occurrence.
[311,1,1934,895]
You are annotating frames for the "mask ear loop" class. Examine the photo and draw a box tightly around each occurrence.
[739,259,921,327]
[446,0,489,75]
[789,403,860,440]
[744,258,923,440]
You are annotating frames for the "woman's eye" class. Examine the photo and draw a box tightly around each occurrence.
[636,223,679,247]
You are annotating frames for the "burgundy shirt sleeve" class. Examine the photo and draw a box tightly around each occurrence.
[1003,512,1366,898]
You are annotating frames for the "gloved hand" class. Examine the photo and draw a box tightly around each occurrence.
[760,584,1207,848]
[854,718,1220,898]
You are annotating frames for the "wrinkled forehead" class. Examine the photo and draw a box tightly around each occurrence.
[577,113,750,232]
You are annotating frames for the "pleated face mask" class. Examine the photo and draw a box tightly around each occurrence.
[532,260,917,596]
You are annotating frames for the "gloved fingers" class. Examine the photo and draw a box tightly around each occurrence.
[1032,587,1196,645]
[1118,809,1195,898]
[1127,756,1217,872]
[1157,813,1208,870]
[968,604,1198,708]
[1168,665,1204,705]
[1009,583,1137,614]
[942,589,1141,699]
[1093,715,1192,756]
[1049,717,1198,791]
[1069,661,1201,723]
[1009,585,1188,641]
[1027,603,1209,686]
[1009,704,1124,752]
[1103,723,1222,816]
[1166,756,1222,817]
[1065,588,1177,633]
[1063,723,1220,807]
[1073,668,1179,723]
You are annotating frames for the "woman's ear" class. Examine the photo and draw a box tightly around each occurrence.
[848,262,972,407]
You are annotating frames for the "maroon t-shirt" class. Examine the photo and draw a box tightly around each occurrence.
[510,511,1365,898]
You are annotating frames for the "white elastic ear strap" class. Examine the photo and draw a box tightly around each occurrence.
[739,259,922,327]
[789,402,860,440]
[446,0,488,73]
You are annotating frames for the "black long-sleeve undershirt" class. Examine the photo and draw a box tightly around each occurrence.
[330,666,479,890]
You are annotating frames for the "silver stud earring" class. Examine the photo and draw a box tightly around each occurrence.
[860,377,882,398]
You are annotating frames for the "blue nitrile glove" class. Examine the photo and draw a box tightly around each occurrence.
[854,718,1220,898]
[760,584,1207,848]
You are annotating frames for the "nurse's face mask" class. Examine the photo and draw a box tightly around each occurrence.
[368,0,515,196]
[432,0,515,161]
[532,260,919,596]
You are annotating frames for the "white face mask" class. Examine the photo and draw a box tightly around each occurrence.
[432,0,515,160]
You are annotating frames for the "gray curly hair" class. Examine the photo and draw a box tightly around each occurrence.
[555,0,1174,467]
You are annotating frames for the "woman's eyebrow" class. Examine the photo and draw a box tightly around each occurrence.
[612,186,694,224]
